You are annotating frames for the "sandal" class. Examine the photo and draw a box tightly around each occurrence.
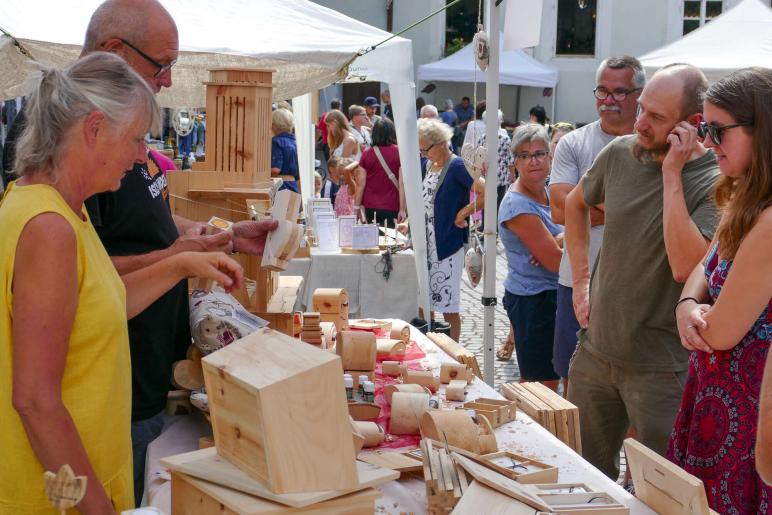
[496,333,515,361]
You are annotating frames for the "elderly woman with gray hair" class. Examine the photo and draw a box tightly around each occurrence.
[0,53,243,513]
[498,123,563,389]
[416,118,485,342]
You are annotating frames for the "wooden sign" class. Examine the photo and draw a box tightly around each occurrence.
[43,465,87,514]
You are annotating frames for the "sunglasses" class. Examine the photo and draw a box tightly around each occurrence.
[697,121,752,145]
[119,38,176,78]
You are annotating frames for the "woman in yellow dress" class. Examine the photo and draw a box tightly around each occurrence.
[0,53,243,514]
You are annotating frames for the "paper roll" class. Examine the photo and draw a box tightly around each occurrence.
[390,320,411,344]
[389,392,431,435]
[376,339,406,359]
[337,331,377,371]
[384,383,430,404]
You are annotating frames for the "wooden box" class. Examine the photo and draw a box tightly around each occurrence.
[202,328,358,493]
[476,451,558,484]
[463,397,517,427]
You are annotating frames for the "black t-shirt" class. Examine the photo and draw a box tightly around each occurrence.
[87,153,190,422]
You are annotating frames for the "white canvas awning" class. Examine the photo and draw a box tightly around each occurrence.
[0,0,433,318]
[639,0,772,82]
[417,35,558,88]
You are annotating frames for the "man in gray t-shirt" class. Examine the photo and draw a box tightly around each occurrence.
[549,56,644,382]
[564,64,720,480]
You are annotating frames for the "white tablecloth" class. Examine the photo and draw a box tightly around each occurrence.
[146,322,656,514]
[281,248,419,322]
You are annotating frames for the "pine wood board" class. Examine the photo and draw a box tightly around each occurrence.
[162,447,398,508]
[172,472,380,514]
[451,480,536,514]
[357,451,423,475]
[426,332,482,379]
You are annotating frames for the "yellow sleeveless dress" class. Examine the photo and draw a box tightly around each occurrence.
[0,183,133,513]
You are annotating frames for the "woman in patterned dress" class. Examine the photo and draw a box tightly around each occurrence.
[669,67,772,514]
[416,118,485,342]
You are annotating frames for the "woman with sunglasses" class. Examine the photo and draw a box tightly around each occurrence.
[416,118,485,342]
[668,67,772,514]
[498,123,563,390]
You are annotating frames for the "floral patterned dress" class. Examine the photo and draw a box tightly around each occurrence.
[667,244,771,515]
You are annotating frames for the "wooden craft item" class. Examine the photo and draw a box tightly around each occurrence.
[467,397,517,425]
[208,215,234,231]
[389,319,411,344]
[476,451,558,484]
[401,368,440,391]
[426,332,482,379]
[384,383,430,404]
[166,389,193,416]
[199,436,215,449]
[312,288,349,314]
[375,338,406,359]
[501,382,581,453]
[172,359,205,391]
[451,452,551,512]
[171,472,381,515]
[381,360,401,377]
[534,491,629,513]
[320,312,349,333]
[261,190,304,271]
[462,401,501,428]
[351,422,366,454]
[358,451,423,476]
[445,379,467,402]
[389,392,431,435]
[350,319,392,332]
[452,481,537,515]
[337,331,377,371]
[352,421,385,447]
[162,448,398,508]
[348,402,381,421]
[319,322,337,350]
[420,438,466,513]
[43,465,87,514]
[201,328,358,494]
[346,370,374,391]
[439,362,472,384]
[624,438,715,515]
[420,409,497,455]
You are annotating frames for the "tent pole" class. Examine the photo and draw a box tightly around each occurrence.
[515,85,521,121]
[482,0,500,387]
[550,84,557,123]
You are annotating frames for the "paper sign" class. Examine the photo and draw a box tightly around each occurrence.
[338,215,356,248]
[207,216,233,231]
[503,0,543,51]
[352,224,379,250]
[317,219,339,251]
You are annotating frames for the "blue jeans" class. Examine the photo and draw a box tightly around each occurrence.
[552,284,581,378]
[131,411,165,506]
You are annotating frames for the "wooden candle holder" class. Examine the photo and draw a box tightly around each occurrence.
[439,362,473,384]
[337,331,377,371]
[375,338,406,359]
[390,320,411,344]
[389,392,431,435]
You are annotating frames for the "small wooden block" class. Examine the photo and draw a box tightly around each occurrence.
[445,379,467,402]
[440,362,472,384]
[350,319,392,332]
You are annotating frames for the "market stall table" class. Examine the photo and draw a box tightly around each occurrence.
[281,248,418,322]
[145,321,656,514]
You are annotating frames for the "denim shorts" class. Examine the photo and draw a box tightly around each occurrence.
[502,289,560,381]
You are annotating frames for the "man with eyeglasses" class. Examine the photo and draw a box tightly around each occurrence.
[0,0,277,505]
[548,56,643,396]
[564,63,720,480]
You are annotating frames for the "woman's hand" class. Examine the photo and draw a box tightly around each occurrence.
[676,300,712,353]
[454,211,468,228]
[397,209,407,224]
[177,252,244,293]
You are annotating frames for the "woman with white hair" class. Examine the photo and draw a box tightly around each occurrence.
[499,123,563,389]
[0,53,242,513]
[416,118,485,341]
[271,107,300,193]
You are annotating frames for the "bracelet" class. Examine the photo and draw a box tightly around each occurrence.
[674,296,700,315]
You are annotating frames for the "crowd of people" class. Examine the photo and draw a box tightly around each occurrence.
[0,0,769,513]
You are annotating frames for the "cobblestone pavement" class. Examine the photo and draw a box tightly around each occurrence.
[438,240,520,390]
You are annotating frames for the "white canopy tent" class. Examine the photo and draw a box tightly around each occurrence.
[0,0,432,319]
[639,0,772,82]
[417,36,559,88]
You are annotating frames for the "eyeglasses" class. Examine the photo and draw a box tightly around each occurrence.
[697,121,752,145]
[516,150,550,161]
[593,87,641,102]
[119,38,176,78]
[420,142,437,155]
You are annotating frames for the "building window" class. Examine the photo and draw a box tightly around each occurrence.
[445,0,482,56]
[556,0,597,56]
[683,0,724,35]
